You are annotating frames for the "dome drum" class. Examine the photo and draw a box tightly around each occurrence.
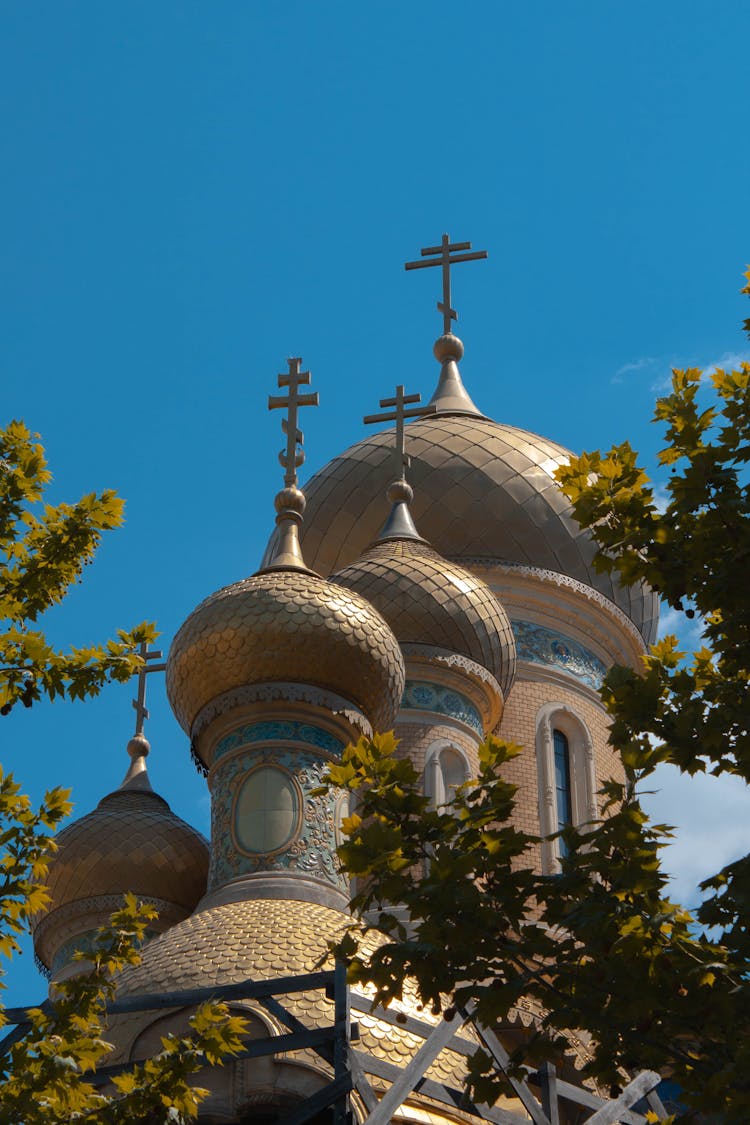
[400,644,505,735]
[33,895,187,983]
[191,693,370,776]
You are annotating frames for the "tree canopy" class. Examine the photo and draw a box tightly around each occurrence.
[326,272,750,1123]
[0,422,246,1120]
[0,420,155,715]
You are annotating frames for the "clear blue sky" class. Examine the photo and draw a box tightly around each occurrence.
[2,2,749,1005]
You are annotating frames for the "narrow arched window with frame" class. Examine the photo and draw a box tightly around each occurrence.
[553,728,573,858]
[424,744,469,808]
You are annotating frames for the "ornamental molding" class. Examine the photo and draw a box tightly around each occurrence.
[453,557,647,650]
[512,619,607,690]
[402,680,483,736]
[214,720,344,765]
[208,747,348,896]
[191,682,371,771]
[400,644,503,693]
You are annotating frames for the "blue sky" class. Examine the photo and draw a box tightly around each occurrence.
[2,2,750,1005]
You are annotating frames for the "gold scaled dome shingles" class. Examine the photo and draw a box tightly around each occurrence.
[110,898,473,1093]
[42,789,209,916]
[332,539,516,700]
[277,415,659,646]
[167,569,405,736]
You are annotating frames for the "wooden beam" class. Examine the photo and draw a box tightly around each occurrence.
[544,1075,646,1124]
[538,1062,560,1125]
[646,1088,669,1118]
[90,1024,345,1084]
[353,1050,530,1125]
[470,1022,551,1125]
[584,1071,661,1125]
[349,1052,379,1116]
[350,992,477,1056]
[360,1006,470,1125]
[104,969,334,1016]
[332,961,350,1125]
[278,1072,354,1125]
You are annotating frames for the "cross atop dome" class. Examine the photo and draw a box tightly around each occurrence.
[269,357,319,489]
[262,357,319,574]
[363,384,434,542]
[405,233,487,336]
[364,384,436,481]
[131,641,166,737]
[121,640,166,792]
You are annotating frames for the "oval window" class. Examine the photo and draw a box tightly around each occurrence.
[233,765,300,855]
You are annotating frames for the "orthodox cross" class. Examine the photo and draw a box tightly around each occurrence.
[364,385,436,479]
[131,641,166,736]
[404,233,488,336]
[268,357,319,488]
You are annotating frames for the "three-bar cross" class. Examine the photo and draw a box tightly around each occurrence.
[268,357,319,488]
[364,386,436,480]
[131,641,167,737]
[405,233,488,336]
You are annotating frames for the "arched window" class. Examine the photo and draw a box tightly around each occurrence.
[535,704,597,873]
[553,729,573,858]
[424,744,469,808]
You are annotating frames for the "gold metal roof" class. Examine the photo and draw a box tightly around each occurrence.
[37,789,209,920]
[167,569,405,737]
[112,898,475,1094]
[332,539,516,700]
[268,415,659,645]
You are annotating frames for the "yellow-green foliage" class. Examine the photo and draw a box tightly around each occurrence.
[0,421,156,714]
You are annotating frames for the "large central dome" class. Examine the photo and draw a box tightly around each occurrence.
[264,412,659,645]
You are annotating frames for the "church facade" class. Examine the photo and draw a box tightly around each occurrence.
[31,239,659,1124]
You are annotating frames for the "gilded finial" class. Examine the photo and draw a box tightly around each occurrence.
[405,234,488,417]
[364,385,435,541]
[262,357,319,573]
[121,641,165,791]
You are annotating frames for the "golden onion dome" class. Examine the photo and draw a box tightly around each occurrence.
[167,562,405,739]
[43,788,208,912]
[33,735,209,973]
[330,509,516,701]
[269,407,659,647]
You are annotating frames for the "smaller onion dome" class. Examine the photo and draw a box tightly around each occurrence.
[32,734,209,979]
[167,554,406,738]
[166,362,406,745]
[331,478,517,702]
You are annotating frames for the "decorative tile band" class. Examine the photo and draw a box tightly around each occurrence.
[215,720,344,763]
[401,681,483,735]
[512,620,606,690]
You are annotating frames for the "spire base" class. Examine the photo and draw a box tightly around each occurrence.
[259,488,318,575]
[427,334,485,417]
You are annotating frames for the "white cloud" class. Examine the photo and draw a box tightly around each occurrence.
[642,766,750,910]
[611,356,656,384]
[649,349,750,394]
